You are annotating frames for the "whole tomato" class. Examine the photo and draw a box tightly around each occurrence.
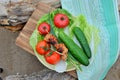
[54,13,69,28]
[38,22,51,35]
[36,40,50,55]
[45,51,61,65]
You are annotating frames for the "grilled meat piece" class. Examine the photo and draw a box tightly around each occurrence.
[55,44,68,60]
[44,34,58,45]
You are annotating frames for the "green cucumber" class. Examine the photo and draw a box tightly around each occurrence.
[58,32,89,66]
[73,27,91,58]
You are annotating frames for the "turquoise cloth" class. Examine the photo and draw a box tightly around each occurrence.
[61,0,120,80]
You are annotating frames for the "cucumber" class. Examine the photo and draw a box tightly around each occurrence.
[58,32,89,66]
[73,27,91,58]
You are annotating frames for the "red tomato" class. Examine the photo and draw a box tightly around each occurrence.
[38,22,51,35]
[54,13,69,28]
[36,40,50,55]
[45,51,61,65]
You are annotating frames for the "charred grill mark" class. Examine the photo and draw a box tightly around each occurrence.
[57,47,63,53]
[48,38,57,45]
[44,34,58,45]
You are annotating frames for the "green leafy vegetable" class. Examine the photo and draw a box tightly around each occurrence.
[67,53,82,71]
[37,14,50,27]
[29,30,43,49]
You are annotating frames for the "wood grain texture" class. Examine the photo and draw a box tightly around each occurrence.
[16,2,77,78]
[0,0,60,26]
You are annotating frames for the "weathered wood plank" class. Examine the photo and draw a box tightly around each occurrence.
[0,0,60,26]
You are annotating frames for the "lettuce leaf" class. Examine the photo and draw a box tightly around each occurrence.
[29,30,43,49]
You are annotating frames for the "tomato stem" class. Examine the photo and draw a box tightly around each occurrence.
[43,26,49,34]
[47,50,54,56]
[45,29,49,34]
[43,26,47,29]
[40,46,49,51]
[48,45,62,55]
[50,47,62,55]
[61,17,65,21]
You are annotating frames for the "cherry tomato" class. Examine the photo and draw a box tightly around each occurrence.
[54,13,69,28]
[45,51,61,65]
[38,22,51,35]
[36,40,50,55]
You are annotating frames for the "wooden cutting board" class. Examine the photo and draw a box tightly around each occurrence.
[16,2,77,78]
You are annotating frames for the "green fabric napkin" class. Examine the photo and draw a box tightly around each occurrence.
[61,0,120,80]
